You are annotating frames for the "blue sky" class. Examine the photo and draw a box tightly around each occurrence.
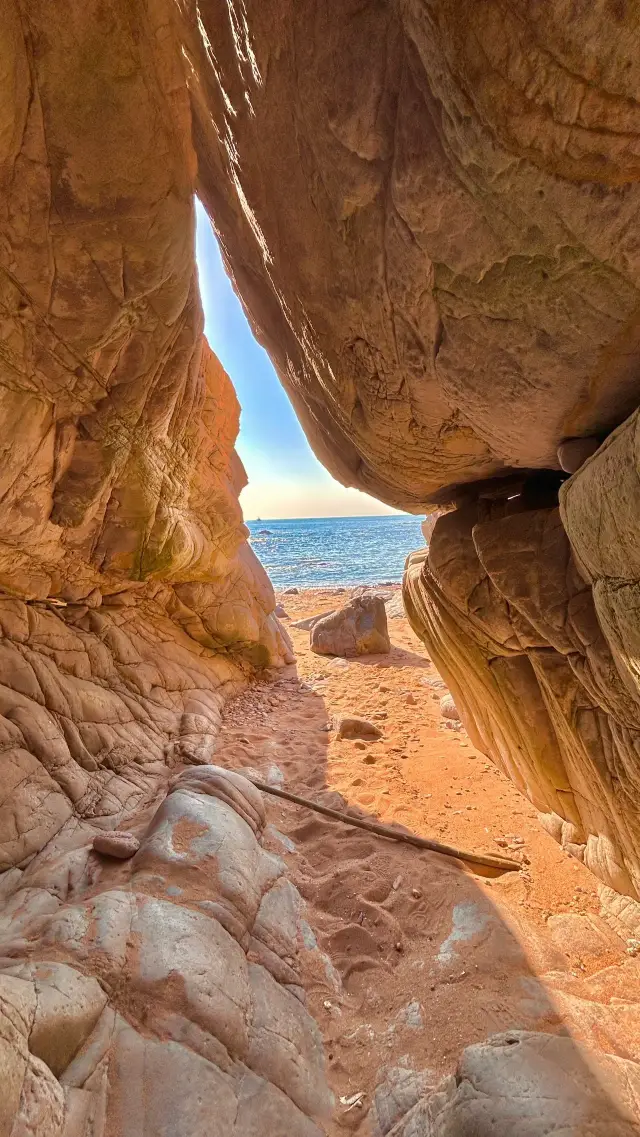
[195,201,402,520]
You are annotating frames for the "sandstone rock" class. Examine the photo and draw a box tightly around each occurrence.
[385,594,405,620]
[275,604,288,618]
[311,596,390,658]
[291,610,336,631]
[193,2,640,509]
[370,1064,438,1136]
[439,694,459,721]
[336,717,383,742]
[2,962,107,1077]
[0,768,332,1137]
[404,489,640,901]
[92,832,140,860]
[547,914,619,961]
[416,1032,640,1136]
[284,588,300,595]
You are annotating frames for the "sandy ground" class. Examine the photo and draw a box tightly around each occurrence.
[217,587,638,1133]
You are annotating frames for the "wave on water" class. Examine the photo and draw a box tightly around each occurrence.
[246,514,425,589]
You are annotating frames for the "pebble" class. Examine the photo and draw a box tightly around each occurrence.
[336,716,383,741]
[93,832,140,859]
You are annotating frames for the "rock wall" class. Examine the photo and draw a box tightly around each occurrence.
[2,3,640,1132]
[403,432,640,904]
[186,0,640,508]
[0,0,294,873]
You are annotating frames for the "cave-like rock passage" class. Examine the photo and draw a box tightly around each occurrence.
[3,2,640,1133]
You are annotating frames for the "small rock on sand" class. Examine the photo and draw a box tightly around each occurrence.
[336,716,383,741]
[274,604,288,617]
[283,587,299,594]
[93,832,140,859]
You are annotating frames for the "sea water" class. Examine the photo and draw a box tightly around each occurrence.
[247,515,425,589]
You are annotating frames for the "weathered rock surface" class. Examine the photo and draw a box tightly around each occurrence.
[3,3,640,1132]
[0,767,332,1137]
[188,0,640,509]
[291,610,336,632]
[372,1032,640,1136]
[0,1,299,877]
[439,694,459,722]
[403,450,640,901]
[311,596,391,657]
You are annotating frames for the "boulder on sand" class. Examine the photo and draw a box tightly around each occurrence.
[311,595,391,657]
[291,609,335,631]
[336,716,383,741]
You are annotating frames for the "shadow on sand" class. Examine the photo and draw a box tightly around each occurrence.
[218,649,640,1135]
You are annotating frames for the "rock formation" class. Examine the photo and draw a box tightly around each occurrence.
[3,0,640,1132]
[311,595,391,657]
[178,0,640,919]
[0,0,297,873]
[0,765,331,1135]
[187,0,640,509]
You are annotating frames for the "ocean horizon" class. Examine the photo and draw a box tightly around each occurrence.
[246,514,425,589]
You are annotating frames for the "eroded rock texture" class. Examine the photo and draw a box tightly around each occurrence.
[177,1,640,910]
[0,766,331,1136]
[403,446,640,906]
[0,0,296,874]
[186,0,640,509]
[369,1031,640,1136]
[3,1,640,1130]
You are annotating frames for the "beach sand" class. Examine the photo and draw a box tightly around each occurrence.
[217,586,638,1133]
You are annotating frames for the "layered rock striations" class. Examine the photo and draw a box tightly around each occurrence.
[0,0,294,873]
[186,0,640,508]
[2,2,640,1133]
[403,476,640,906]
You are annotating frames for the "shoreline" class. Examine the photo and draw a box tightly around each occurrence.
[276,580,404,593]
